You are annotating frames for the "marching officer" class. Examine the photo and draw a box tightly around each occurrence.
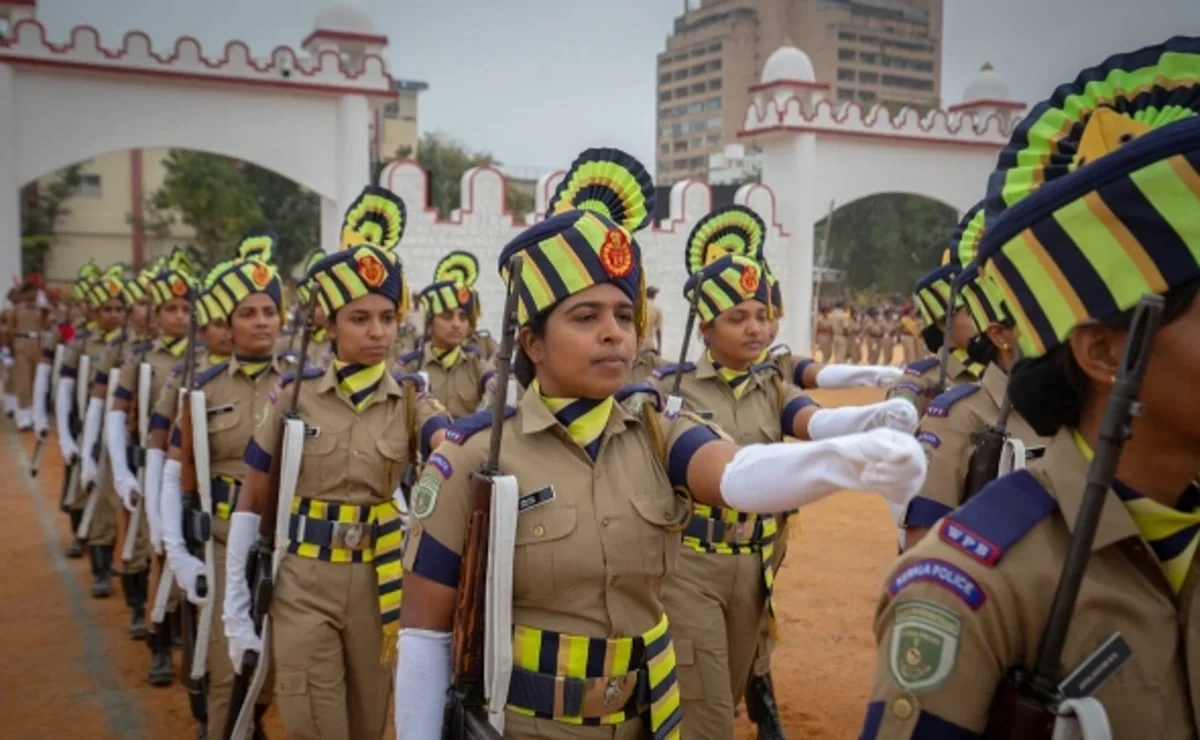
[398,250,497,419]
[630,285,664,382]
[394,148,927,740]
[226,186,452,740]
[863,38,1200,739]
[9,274,50,431]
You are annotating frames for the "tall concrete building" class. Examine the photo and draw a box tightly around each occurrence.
[655,0,944,184]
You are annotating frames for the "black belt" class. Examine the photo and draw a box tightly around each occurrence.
[682,514,767,546]
[287,515,377,551]
[506,666,651,720]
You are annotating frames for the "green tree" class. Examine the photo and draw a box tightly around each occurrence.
[397,133,534,218]
[814,193,957,297]
[143,150,263,269]
[242,163,320,275]
[20,164,83,274]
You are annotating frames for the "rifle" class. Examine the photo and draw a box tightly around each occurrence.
[984,294,1164,740]
[444,256,524,740]
[121,348,153,566]
[176,306,209,726]
[666,282,704,418]
[962,396,1012,502]
[78,318,130,539]
[225,290,319,740]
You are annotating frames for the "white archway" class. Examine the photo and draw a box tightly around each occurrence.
[0,16,395,290]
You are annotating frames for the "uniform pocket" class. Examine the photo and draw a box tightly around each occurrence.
[301,424,342,492]
[514,506,576,596]
[628,492,686,582]
[375,437,411,493]
[273,668,319,733]
[672,638,704,700]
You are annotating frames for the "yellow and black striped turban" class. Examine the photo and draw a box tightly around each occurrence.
[294,251,326,308]
[421,250,481,320]
[499,148,655,335]
[684,254,773,323]
[73,261,102,303]
[147,247,196,307]
[307,186,407,317]
[685,205,766,274]
[207,231,283,318]
[86,264,129,309]
[949,203,1009,332]
[121,261,156,305]
[766,269,784,318]
[913,263,960,326]
[979,36,1200,358]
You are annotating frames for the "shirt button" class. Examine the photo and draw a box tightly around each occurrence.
[601,517,610,527]
[533,524,545,537]
[891,697,914,720]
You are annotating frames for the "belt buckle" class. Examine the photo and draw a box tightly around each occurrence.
[727,521,745,543]
[602,677,624,710]
[342,523,363,549]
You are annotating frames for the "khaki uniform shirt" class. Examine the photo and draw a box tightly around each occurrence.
[149,349,227,440]
[62,327,123,392]
[641,301,663,351]
[630,347,660,384]
[404,384,712,638]
[830,309,849,337]
[467,329,499,362]
[885,353,978,417]
[649,354,814,445]
[246,364,449,507]
[397,344,495,420]
[815,314,832,338]
[115,337,187,435]
[765,346,817,389]
[864,429,1200,740]
[395,324,421,357]
[903,363,1052,531]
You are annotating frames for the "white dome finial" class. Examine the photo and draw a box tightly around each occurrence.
[761,40,815,84]
[313,0,375,34]
[962,61,1010,103]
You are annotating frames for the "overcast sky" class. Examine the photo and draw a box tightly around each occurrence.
[32,0,1200,173]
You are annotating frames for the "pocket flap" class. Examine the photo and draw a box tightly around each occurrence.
[515,505,576,545]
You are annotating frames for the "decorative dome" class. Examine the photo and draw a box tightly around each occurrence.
[962,62,1011,102]
[313,1,375,34]
[761,40,815,84]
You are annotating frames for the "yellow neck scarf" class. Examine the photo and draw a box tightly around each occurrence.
[709,351,753,400]
[159,335,188,358]
[531,379,613,461]
[334,360,387,412]
[433,345,461,370]
[235,354,272,381]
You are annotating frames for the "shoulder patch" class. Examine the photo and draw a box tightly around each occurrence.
[399,349,422,366]
[904,357,940,376]
[445,407,517,445]
[888,558,986,610]
[616,381,663,411]
[938,470,1057,567]
[193,361,229,389]
[888,599,962,694]
[925,384,980,418]
[651,361,696,380]
[278,365,324,388]
[916,430,942,449]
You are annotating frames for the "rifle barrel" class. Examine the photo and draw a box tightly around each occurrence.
[485,255,523,474]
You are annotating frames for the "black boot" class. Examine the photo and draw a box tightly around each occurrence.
[66,511,84,558]
[147,624,174,687]
[90,545,112,598]
[196,723,207,740]
[746,672,787,740]
[123,570,150,640]
[252,703,270,740]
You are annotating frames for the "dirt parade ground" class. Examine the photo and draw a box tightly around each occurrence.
[2,387,895,740]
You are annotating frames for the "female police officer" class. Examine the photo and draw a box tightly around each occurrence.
[394,148,927,740]
[226,187,452,740]
[863,37,1200,739]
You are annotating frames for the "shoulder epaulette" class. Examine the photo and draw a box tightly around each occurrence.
[399,349,422,366]
[769,343,791,358]
[278,365,324,388]
[463,344,479,355]
[750,361,783,378]
[616,381,663,411]
[938,470,1057,567]
[476,329,491,337]
[445,407,517,445]
[904,357,940,376]
[651,361,696,380]
[392,370,427,391]
[133,340,154,354]
[925,384,980,418]
[193,361,229,389]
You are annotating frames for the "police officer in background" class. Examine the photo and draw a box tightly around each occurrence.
[863,38,1200,739]
[630,285,663,383]
[394,148,927,740]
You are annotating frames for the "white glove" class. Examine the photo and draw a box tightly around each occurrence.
[720,428,927,512]
[143,447,167,554]
[395,629,452,739]
[80,397,104,487]
[815,363,904,389]
[160,459,207,606]
[807,398,919,440]
[32,362,51,435]
[105,410,140,511]
[55,378,78,461]
[224,511,262,674]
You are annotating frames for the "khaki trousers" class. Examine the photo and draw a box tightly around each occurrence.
[13,337,37,407]
[664,548,766,739]
[271,555,391,740]
[901,337,918,365]
[207,540,273,737]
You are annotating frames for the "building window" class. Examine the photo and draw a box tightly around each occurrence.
[838,49,856,61]
[689,102,703,114]
[707,133,721,146]
[837,68,855,81]
[707,41,722,53]
[675,86,688,97]
[837,88,855,100]
[659,91,672,102]
[691,136,702,148]
[838,30,856,41]
[673,158,688,169]
[707,117,722,130]
[673,69,687,80]
[881,74,934,91]
[860,52,879,65]
[858,90,876,104]
[660,143,669,154]
[691,63,707,75]
[708,59,722,71]
[859,71,879,84]
[689,156,705,168]
[708,78,722,91]
[659,73,671,84]
[674,140,688,152]
[691,82,706,95]
[704,97,721,111]
[79,174,102,197]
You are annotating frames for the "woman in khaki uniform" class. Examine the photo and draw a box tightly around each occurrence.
[10,276,49,431]
[863,40,1200,739]
[394,149,927,740]
[651,208,919,739]
[399,250,497,419]
[159,238,287,739]
[225,187,452,740]
[813,304,833,361]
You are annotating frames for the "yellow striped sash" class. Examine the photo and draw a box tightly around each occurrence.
[683,503,780,621]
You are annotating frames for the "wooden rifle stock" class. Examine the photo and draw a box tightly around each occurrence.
[445,256,522,740]
[984,295,1164,739]
[963,398,1013,501]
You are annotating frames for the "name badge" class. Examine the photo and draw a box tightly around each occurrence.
[1025,446,1047,461]
[1059,632,1132,699]
[518,486,556,512]
[305,426,321,438]
[694,410,715,421]
[206,404,234,417]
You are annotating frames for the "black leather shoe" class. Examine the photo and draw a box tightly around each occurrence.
[746,672,787,740]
